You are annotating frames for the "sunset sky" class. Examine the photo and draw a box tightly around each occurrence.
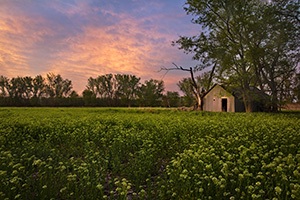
[0,0,200,93]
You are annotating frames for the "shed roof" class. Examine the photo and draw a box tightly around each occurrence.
[203,84,235,98]
[203,84,268,100]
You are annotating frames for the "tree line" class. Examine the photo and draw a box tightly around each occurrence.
[0,73,185,107]
[0,71,298,108]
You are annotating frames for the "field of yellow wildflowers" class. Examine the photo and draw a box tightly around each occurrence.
[0,108,299,199]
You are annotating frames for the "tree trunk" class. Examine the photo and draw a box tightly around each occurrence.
[243,95,253,113]
[189,67,203,111]
[242,84,253,113]
[194,89,202,110]
[160,63,214,111]
[270,90,278,112]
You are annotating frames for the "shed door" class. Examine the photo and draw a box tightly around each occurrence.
[222,98,227,112]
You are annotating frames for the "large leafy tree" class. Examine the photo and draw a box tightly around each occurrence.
[174,0,300,112]
[247,0,300,111]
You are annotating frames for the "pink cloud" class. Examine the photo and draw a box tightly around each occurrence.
[0,4,54,77]
[0,0,199,94]
[46,11,193,92]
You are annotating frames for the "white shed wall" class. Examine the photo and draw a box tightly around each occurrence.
[203,85,235,112]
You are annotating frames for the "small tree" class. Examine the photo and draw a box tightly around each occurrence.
[138,79,164,107]
[46,73,73,98]
[114,74,140,107]
[177,78,194,106]
[162,91,180,107]
[82,89,96,106]
[161,63,215,110]
[32,75,46,98]
[22,76,33,100]
[0,75,9,97]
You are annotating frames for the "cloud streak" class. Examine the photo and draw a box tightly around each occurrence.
[0,1,56,76]
[0,0,199,93]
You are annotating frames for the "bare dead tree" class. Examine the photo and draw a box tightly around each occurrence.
[160,63,216,110]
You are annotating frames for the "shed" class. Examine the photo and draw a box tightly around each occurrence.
[203,84,269,112]
[202,84,245,112]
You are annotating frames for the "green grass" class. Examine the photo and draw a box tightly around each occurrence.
[0,108,299,199]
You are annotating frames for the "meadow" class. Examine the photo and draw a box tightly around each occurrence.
[0,108,299,199]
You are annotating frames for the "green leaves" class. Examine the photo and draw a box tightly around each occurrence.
[175,0,300,111]
[0,108,299,199]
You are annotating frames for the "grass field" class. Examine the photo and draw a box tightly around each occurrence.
[0,108,299,199]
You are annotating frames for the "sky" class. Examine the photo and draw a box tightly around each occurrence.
[0,0,200,94]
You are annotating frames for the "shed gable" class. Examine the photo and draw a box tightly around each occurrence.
[203,85,235,112]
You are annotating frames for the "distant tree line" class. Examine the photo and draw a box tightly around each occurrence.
[1,72,298,108]
[0,73,185,107]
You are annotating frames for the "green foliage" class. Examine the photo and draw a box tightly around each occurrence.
[177,72,215,107]
[138,79,164,107]
[162,91,180,107]
[82,89,97,106]
[114,74,141,106]
[177,78,194,106]
[46,73,73,98]
[0,74,167,107]
[0,108,299,199]
[293,73,300,102]
[174,0,300,111]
